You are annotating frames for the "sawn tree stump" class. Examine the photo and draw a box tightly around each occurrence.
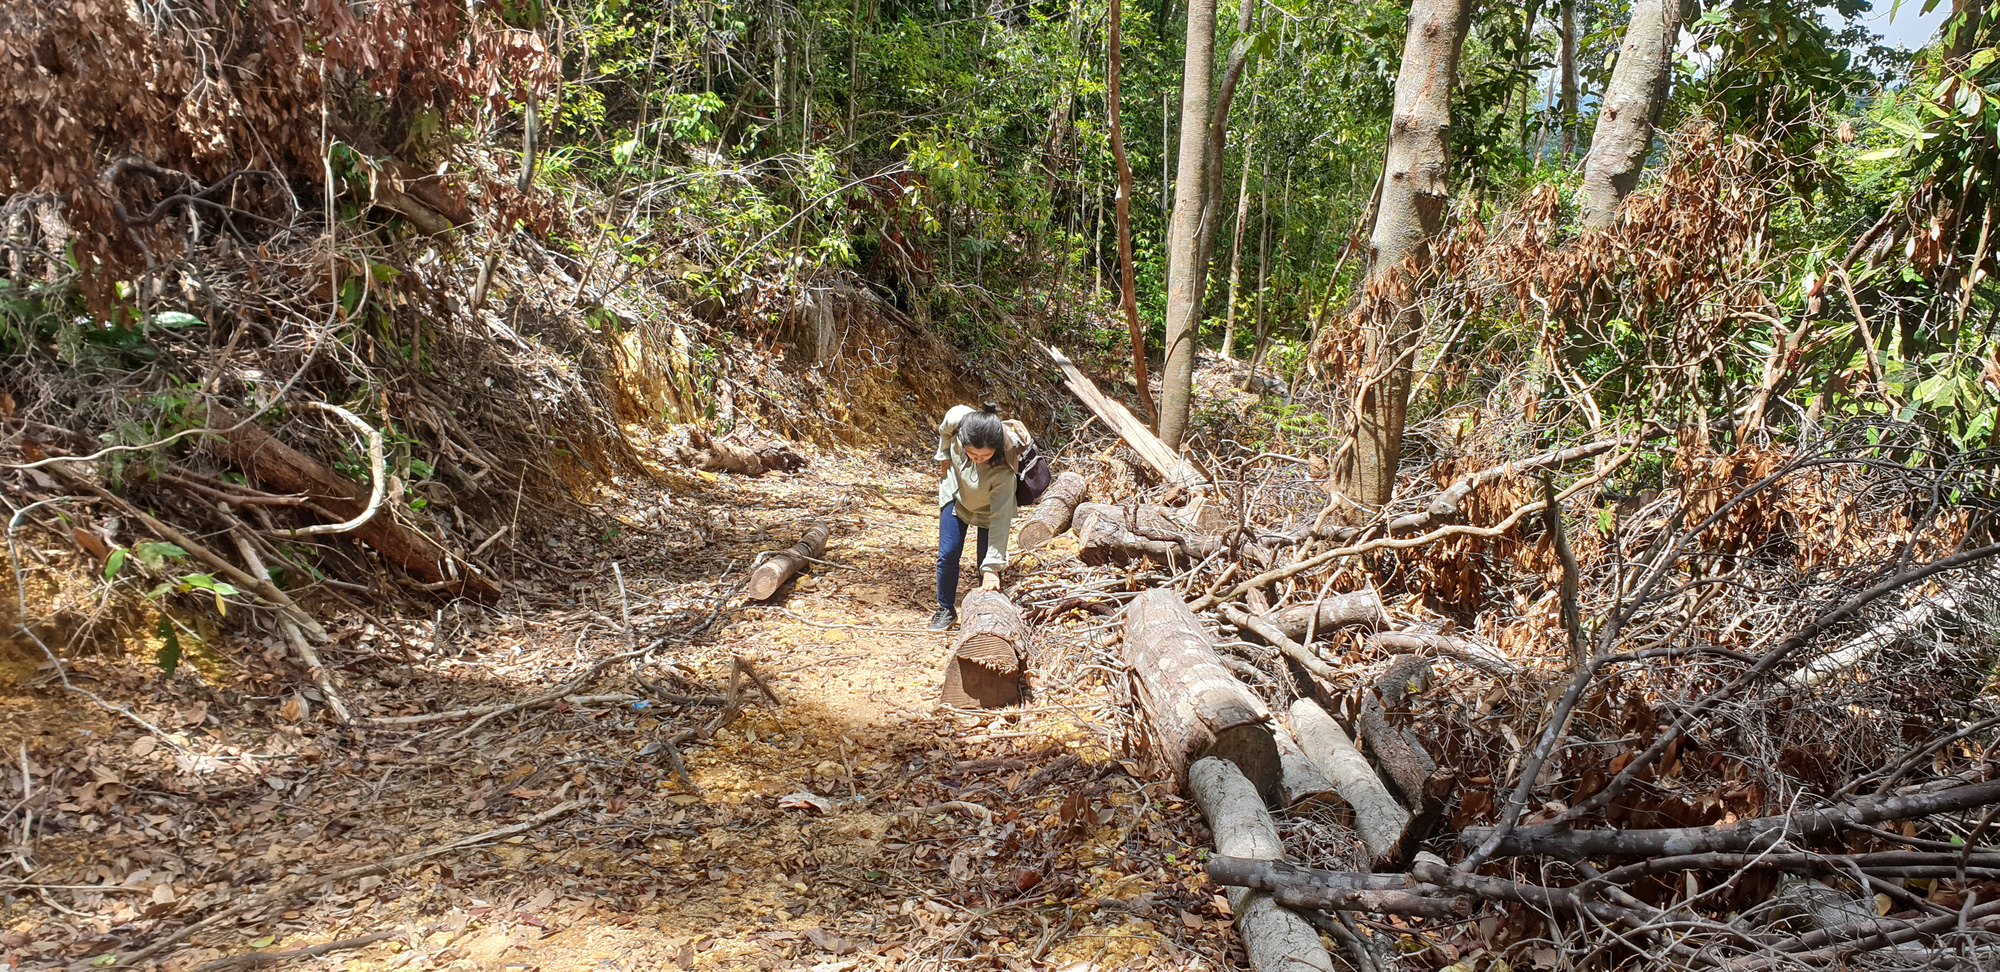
[940,591,1029,708]
[1124,587,1281,803]
[1014,471,1089,551]
[745,523,831,601]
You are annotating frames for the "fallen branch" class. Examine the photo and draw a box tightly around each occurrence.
[359,642,656,730]
[51,468,329,642]
[182,929,403,972]
[1385,435,1649,534]
[1203,858,1467,918]
[1460,776,2000,859]
[1367,631,1518,677]
[1198,448,1638,613]
[1220,604,1346,687]
[745,522,831,601]
[282,403,385,537]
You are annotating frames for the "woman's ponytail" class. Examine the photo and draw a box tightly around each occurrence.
[958,404,1006,451]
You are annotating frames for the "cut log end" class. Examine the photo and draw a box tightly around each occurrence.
[940,591,1030,708]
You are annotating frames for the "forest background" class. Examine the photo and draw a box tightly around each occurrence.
[3,0,2000,966]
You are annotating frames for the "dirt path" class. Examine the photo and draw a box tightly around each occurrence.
[4,454,1239,972]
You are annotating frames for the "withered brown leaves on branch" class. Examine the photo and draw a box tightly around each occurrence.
[0,0,556,307]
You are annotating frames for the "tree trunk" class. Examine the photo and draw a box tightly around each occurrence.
[745,523,831,601]
[1354,690,1435,807]
[1287,699,1409,861]
[1578,0,1683,229]
[1106,0,1157,425]
[940,591,1028,708]
[1186,759,1338,972]
[211,412,501,601]
[1192,0,1260,339]
[1242,156,1277,388]
[1274,725,1341,807]
[1155,0,1218,449]
[1014,470,1090,551]
[1074,502,1223,566]
[1262,589,1385,642]
[1221,133,1255,358]
[1349,0,1475,509]
[1559,0,1578,156]
[1124,588,1281,802]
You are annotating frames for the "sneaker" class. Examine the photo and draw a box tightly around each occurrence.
[927,608,957,631]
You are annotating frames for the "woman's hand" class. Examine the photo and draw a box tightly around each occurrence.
[979,570,1001,592]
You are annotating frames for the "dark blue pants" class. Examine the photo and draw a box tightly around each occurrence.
[936,501,990,610]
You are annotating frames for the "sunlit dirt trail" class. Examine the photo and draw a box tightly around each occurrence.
[4,452,1235,972]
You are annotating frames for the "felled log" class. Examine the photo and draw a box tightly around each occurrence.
[1274,725,1341,808]
[1206,857,1469,919]
[684,426,806,476]
[210,409,500,601]
[745,523,831,601]
[1369,631,1519,677]
[1288,699,1408,862]
[1074,502,1222,567]
[1355,691,1436,808]
[1046,345,1206,491]
[1124,588,1280,802]
[1014,471,1089,551]
[1263,589,1385,642]
[1186,759,1336,972]
[940,591,1028,708]
[1460,776,2000,859]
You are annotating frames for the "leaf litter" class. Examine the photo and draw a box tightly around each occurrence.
[1,452,1241,972]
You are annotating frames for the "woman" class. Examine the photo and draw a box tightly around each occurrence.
[931,403,1020,630]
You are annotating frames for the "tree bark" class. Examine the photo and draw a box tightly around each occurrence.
[1186,759,1338,972]
[211,411,501,602]
[1075,502,1223,566]
[1354,690,1435,807]
[1155,0,1218,449]
[1192,0,1260,342]
[1577,0,1683,229]
[1287,698,1409,861]
[1125,589,1281,802]
[1460,777,2000,859]
[1558,0,1578,156]
[1221,132,1255,358]
[1106,0,1157,426]
[1262,589,1385,642]
[744,523,831,601]
[1014,470,1090,551]
[940,591,1028,708]
[1274,724,1340,807]
[1349,0,1475,509]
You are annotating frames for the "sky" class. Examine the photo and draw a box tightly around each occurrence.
[1857,0,1952,49]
